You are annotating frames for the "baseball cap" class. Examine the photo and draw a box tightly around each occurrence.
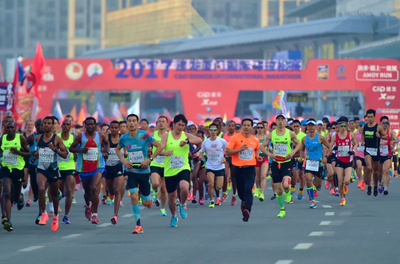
[287,119,294,125]
[300,120,307,126]
[204,121,212,127]
[149,123,156,128]
[316,120,323,125]
[359,121,366,126]
[187,121,195,127]
[337,116,348,124]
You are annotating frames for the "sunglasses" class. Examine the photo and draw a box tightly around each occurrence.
[293,125,300,128]
[209,128,217,131]
[339,124,347,128]
[382,121,389,124]
[256,127,264,129]
[331,127,336,129]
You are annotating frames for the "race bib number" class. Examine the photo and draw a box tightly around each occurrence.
[154,155,165,164]
[380,145,389,156]
[58,152,71,163]
[108,148,120,161]
[274,144,287,156]
[208,150,221,161]
[170,156,184,169]
[357,146,364,152]
[129,151,144,164]
[83,147,99,161]
[239,148,253,160]
[306,160,319,172]
[4,151,18,165]
[39,147,55,163]
[338,146,350,157]
[366,147,378,156]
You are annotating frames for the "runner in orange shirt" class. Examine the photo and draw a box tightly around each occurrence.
[226,119,261,222]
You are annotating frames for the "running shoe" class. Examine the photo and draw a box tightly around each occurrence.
[102,197,106,204]
[378,184,384,194]
[85,205,92,220]
[228,179,232,190]
[254,188,260,198]
[309,201,316,208]
[153,191,158,203]
[373,186,378,197]
[330,188,335,195]
[160,208,167,216]
[26,199,31,207]
[383,189,389,195]
[242,209,250,222]
[343,185,348,195]
[277,209,286,218]
[91,215,99,224]
[289,198,293,204]
[221,193,228,203]
[205,192,209,200]
[290,186,295,194]
[3,221,13,232]
[63,216,70,224]
[106,196,112,205]
[170,215,178,227]
[270,194,276,200]
[367,186,372,195]
[120,201,124,207]
[72,196,76,204]
[215,198,221,205]
[51,215,59,231]
[39,213,49,225]
[155,199,161,206]
[179,204,187,218]
[132,225,144,234]
[2,217,7,225]
[111,215,118,225]
[360,181,366,191]
[259,194,265,201]
[199,198,205,205]
[313,189,318,197]
[325,180,330,189]
[17,193,24,210]
[231,196,236,206]
[35,215,41,225]
[340,198,346,206]
[33,195,38,202]
[191,196,197,204]
[357,181,363,188]
[298,190,304,200]
[334,188,339,196]
[209,201,215,208]
[187,191,192,201]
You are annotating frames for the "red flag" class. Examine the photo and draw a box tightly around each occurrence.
[29,43,45,97]
[11,60,20,121]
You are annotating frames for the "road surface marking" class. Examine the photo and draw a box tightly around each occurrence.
[275,260,293,264]
[122,214,133,218]
[325,212,335,216]
[322,205,332,208]
[97,223,112,227]
[309,231,335,236]
[19,246,45,252]
[293,243,313,250]
[320,221,331,225]
[62,234,82,239]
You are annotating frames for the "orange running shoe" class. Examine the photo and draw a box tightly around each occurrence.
[51,215,59,231]
[111,215,118,225]
[330,188,335,195]
[357,181,362,188]
[325,180,331,189]
[132,225,144,234]
[145,199,153,209]
[39,212,49,225]
[360,181,366,191]
[340,198,346,206]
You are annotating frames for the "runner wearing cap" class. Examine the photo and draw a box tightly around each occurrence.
[260,114,301,218]
[316,120,324,135]
[379,116,396,195]
[330,116,358,206]
[355,121,366,191]
[292,120,306,200]
[148,123,156,134]
[223,120,237,205]
[362,109,386,196]
[300,119,331,208]
[325,122,339,196]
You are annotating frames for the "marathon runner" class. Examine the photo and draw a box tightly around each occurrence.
[379,116,396,195]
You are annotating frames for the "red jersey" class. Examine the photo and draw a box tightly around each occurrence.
[380,130,391,157]
[335,132,353,163]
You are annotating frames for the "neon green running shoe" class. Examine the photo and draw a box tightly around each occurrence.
[277,209,286,218]
[285,191,292,204]
[209,201,215,208]
[160,208,167,216]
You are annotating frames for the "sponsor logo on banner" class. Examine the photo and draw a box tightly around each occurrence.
[65,62,83,80]
[87,63,103,78]
[378,93,395,100]
[318,65,329,80]
[356,65,399,81]
[336,65,347,80]
[43,66,54,82]
[372,86,397,92]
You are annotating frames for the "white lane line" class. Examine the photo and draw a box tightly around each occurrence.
[19,246,45,252]
[62,234,82,239]
[309,231,335,236]
[293,243,313,250]
[322,205,332,208]
[275,260,293,264]
[325,212,335,216]
[320,221,332,225]
[122,214,133,218]
[97,223,112,228]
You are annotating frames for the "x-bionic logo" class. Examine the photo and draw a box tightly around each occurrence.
[201,99,218,106]
[378,93,395,100]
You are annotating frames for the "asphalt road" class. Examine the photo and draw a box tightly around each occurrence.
[1,177,399,264]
